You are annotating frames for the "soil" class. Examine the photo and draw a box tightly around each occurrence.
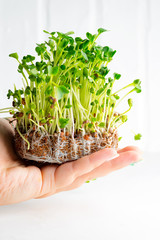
[14,127,119,165]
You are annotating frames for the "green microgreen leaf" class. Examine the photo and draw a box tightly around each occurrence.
[98,122,106,128]
[128,98,133,108]
[108,77,113,83]
[133,79,141,86]
[9,53,19,60]
[91,117,96,122]
[65,31,74,35]
[83,68,88,77]
[88,123,93,128]
[32,88,36,96]
[7,89,13,99]
[60,65,66,70]
[30,102,36,110]
[113,94,120,100]
[25,86,31,95]
[99,66,110,76]
[98,28,107,35]
[29,75,36,82]
[118,137,122,141]
[81,50,88,61]
[107,89,111,96]
[30,68,38,76]
[114,73,121,80]
[134,133,142,140]
[45,85,54,96]
[135,87,141,93]
[57,85,69,100]
[48,66,59,75]
[86,32,94,42]
[90,87,94,94]
[121,115,128,123]
[43,30,50,34]
[65,104,72,109]
[59,118,69,128]
[23,55,35,62]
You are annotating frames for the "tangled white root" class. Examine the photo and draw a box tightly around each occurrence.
[14,128,118,164]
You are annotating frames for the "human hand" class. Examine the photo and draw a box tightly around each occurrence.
[0,119,142,205]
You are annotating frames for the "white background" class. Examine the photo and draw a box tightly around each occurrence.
[0,1,160,240]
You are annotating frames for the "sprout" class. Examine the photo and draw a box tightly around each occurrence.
[134,133,142,140]
[128,98,133,108]
[0,29,141,141]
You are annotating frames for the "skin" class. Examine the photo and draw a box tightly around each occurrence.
[0,119,142,205]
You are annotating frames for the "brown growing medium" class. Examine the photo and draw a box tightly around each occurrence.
[14,127,118,165]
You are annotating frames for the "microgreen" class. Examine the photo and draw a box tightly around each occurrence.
[134,133,142,140]
[0,29,141,141]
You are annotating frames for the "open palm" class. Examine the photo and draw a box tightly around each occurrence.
[0,119,142,205]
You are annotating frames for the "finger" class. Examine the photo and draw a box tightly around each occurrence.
[36,148,119,199]
[54,148,119,189]
[117,146,142,154]
[35,165,57,198]
[55,150,141,193]
[38,149,141,198]
[117,146,143,155]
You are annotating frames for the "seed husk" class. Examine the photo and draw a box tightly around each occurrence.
[28,113,31,119]
[22,98,26,105]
